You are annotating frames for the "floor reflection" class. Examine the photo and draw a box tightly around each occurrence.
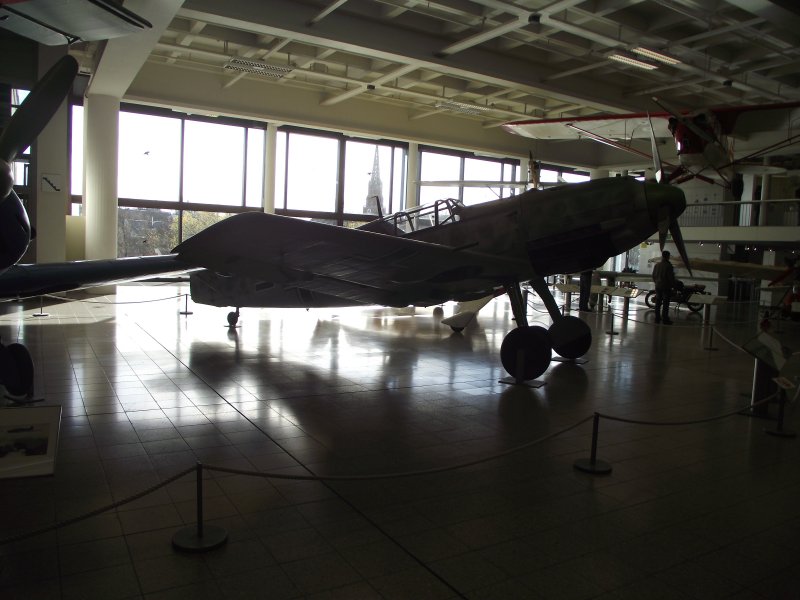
[1,283,798,599]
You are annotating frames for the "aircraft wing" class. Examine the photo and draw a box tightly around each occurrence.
[0,255,190,298]
[502,112,673,141]
[174,211,531,307]
[706,101,800,137]
[652,257,797,284]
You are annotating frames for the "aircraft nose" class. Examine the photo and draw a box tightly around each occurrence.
[645,182,686,227]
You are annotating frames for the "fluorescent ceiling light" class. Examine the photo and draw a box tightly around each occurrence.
[607,53,658,70]
[632,47,680,65]
[224,58,294,78]
[434,99,491,115]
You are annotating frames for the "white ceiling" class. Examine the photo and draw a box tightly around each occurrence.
[72,0,800,169]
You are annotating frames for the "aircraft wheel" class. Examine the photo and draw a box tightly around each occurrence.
[644,290,656,309]
[548,316,592,359]
[500,325,551,381]
[0,342,34,397]
[687,302,703,313]
[227,311,239,327]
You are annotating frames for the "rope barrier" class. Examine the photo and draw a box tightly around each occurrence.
[40,292,188,305]
[1,290,793,547]
[4,384,792,547]
[0,465,195,546]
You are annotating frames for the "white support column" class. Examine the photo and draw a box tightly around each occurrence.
[263,122,277,214]
[739,173,756,225]
[84,94,119,262]
[33,45,69,264]
[406,142,419,210]
[758,159,770,226]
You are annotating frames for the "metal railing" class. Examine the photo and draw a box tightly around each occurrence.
[678,198,800,228]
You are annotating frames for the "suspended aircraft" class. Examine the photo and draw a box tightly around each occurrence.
[0,51,690,398]
[503,99,800,198]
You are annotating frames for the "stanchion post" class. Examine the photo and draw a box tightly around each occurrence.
[605,311,618,336]
[33,295,49,318]
[704,326,718,351]
[172,463,228,552]
[179,293,193,316]
[573,413,613,474]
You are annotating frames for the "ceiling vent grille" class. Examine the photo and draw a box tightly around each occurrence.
[224,58,294,78]
[434,99,491,115]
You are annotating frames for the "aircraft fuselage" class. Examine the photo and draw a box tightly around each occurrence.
[189,177,685,309]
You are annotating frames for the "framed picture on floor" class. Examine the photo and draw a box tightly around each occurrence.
[0,405,62,478]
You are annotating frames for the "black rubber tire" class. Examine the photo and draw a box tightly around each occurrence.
[645,291,656,309]
[2,343,34,397]
[500,325,552,381]
[227,311,239,327]
[548,316,592,359]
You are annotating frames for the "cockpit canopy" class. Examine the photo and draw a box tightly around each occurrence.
[358,198,463,236]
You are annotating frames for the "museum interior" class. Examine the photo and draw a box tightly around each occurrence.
[0,1,799,598]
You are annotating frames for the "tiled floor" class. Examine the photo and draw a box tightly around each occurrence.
[1,283,799,599]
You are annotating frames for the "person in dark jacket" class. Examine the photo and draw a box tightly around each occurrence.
[652,250,675,324]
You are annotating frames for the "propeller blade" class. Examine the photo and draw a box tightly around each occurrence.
[0,55,78,164]
[658,205,670,250]
[669,219,692,277]
[647,113,663,183]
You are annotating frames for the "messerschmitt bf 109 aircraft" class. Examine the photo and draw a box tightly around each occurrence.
[503,99,800,199]
[1,177,689,394]
[0,53,689,397]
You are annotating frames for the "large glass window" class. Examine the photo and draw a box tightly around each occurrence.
[462,157,502,206]
[419,150,461,205]
[181,210,229,242]
[392,149,407,213]
[183,120,245,206]
[285,132,338,212]
[343,141,393,215]
[274,131,287,210]
[119,111,182,202]
[419,149,520,206]
[10,88,31,187]
[117,207,178,257]
[245,128,265,208]
[70,105,83,195]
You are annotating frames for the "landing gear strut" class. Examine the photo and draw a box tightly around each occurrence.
[499,278,592,382]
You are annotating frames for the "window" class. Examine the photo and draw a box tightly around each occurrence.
[419,149,519,206]
[343,141,393,215]
[10,88,31,187]
[462,157,502,206]
[284,131,338,212]
[117,207,178,257]
[245,128,265,208]
[119,111,181,202]
[70,105,83,195]
[561,172,590,184]
[182,120,244,206]
[419,150,461,205]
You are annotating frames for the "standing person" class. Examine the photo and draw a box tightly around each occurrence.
[652,250,675,324]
